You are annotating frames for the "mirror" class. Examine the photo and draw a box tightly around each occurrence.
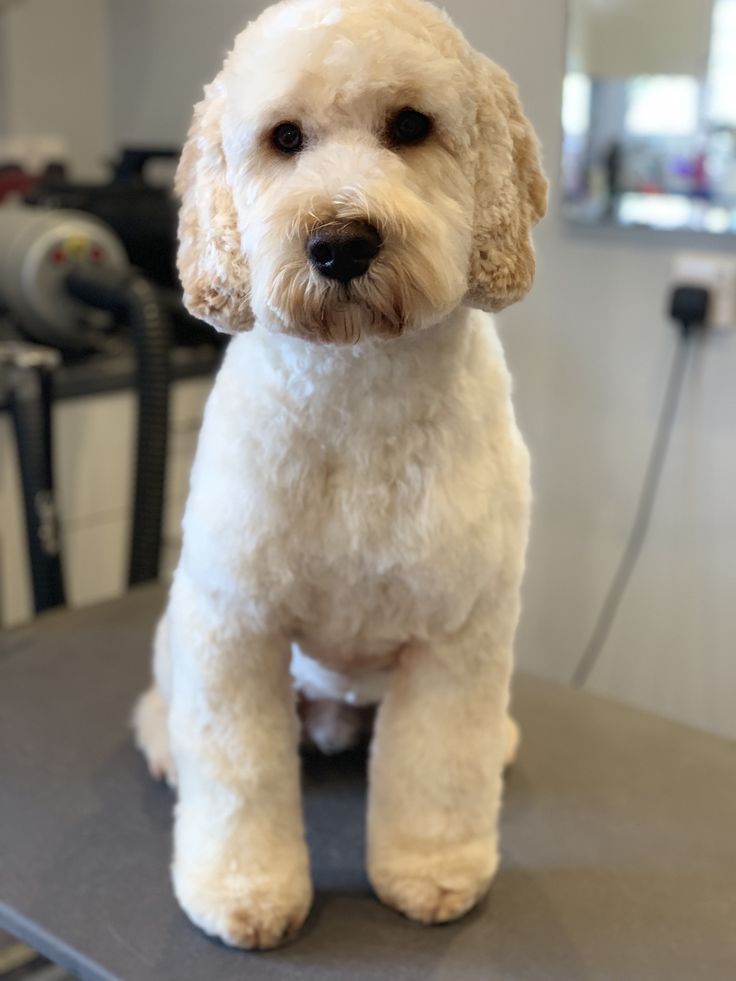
[563,0,736,233]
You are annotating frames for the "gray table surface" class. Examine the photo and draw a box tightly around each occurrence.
[1,586,735,980]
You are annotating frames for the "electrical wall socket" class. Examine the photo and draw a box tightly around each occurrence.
[671,253,736,330]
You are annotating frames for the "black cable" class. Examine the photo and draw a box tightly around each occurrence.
[571,328,694,688]
[65,268,171,586]
[4,351,66,612]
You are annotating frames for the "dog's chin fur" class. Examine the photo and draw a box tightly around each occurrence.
[267,293,405,346]
[261,272,463,345]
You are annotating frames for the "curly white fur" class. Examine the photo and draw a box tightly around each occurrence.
[133,0,546,950]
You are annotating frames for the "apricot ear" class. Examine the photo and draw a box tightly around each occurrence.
[466,56,548,313]
[176,77,253,333]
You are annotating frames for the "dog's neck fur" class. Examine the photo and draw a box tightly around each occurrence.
[242,305,481,438]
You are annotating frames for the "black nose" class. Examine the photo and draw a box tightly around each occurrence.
[308,221,382,283]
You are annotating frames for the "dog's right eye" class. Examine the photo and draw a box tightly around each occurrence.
[388,108,433,148]
[272,122,304,155]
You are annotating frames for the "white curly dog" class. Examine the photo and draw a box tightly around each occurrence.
[133,0,546,950]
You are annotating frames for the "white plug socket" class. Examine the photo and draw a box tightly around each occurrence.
[671,253,736,330]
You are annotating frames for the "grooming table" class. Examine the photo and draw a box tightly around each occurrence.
[1,587,735,980]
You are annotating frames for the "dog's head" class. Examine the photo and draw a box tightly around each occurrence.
[177,0,547,343]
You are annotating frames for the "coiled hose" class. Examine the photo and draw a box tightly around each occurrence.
[65,268,171,586]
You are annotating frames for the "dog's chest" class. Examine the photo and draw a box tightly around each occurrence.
[183,320,527,654]
[263,414,511,653]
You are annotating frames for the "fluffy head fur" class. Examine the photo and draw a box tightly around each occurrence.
[176,0,547,342]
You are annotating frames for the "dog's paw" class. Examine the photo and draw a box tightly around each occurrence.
[132,685,177,787]
[369,849,497,925]
[174,867,313,950]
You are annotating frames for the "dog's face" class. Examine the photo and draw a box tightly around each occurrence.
[177,0,547,343]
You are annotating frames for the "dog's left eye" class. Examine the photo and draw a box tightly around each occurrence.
[388,109,432,147]
[272,122,304,155]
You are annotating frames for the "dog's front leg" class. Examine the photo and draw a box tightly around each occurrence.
[367,601,514,925]
[167,573,311,950]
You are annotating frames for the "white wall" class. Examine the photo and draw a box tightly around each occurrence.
[568,0,714,77]
[9,0,731,737]
[0,0,112,178]
[461,0,736,739]
[109,0,253,148]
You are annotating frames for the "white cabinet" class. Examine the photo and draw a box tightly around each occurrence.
[0,375,212,627]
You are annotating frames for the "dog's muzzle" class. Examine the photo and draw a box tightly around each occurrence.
[307,220,382,284]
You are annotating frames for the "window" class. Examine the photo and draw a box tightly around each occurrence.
[563,73,592,138]
[624,76,699,137]
[708,0,736,126]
